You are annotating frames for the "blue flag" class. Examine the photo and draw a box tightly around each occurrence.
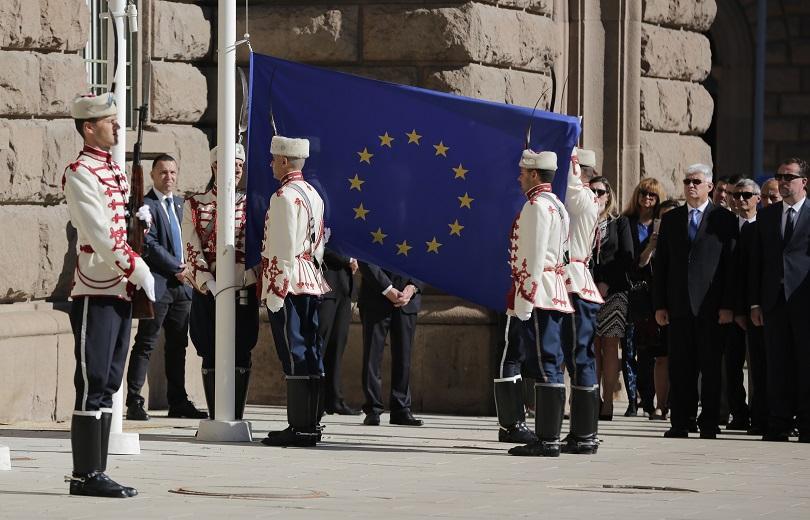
[246,53,580,311]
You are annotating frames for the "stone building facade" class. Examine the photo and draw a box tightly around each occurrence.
[0,0,807,420]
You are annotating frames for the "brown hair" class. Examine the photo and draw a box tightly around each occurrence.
[778,157,809,177]
[589,176,619,220]
[623,177,667,218]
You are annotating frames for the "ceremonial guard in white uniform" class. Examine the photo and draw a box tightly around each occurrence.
[504,150,575,458]
[63,94,155,497]
[260,136,330,447]
[181,143,258,420]
[561,148,604,454]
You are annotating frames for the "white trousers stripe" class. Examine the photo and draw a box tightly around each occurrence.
[79,297,90,412]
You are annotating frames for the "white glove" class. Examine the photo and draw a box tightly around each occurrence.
[137,272,156,302]
[324,227,332,244]
[135,204,152,226]
[206,279,216,295]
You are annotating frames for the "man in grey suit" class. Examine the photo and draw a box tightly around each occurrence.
[750,157,810,442]
[125,154,206,420]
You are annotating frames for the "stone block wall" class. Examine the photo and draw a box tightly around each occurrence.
[640,0,717,197]
[0,0,214,302]
[237,2,558,108]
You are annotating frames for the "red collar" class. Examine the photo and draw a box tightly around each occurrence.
[280,171,304,186]
[82,145,112,163]
[525,183,552,199]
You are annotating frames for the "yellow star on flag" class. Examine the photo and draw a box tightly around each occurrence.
[357,147,374,164]
[448,219,464,236]
[353,203,370,220]
[458,192,474,209]
[425,237,443,253]
[378,132,394,147]
[406,129,422,145]
[348,174,365,191]
[433,141,449,157]
[452,164,469,179]
[370,227,387,244]
[396,240,413,256]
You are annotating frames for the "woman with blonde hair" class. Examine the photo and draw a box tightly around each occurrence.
[591,176,634,420]
[623,177,668,417]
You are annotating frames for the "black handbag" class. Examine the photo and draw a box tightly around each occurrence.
[626,275,653,322]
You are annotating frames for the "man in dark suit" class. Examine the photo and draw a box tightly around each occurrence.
[654,163,737,439]
[730,179,767,435]
[750,157,810,443]
[358,262,424,426]
[125,154,206,420]
[319,248,361,415]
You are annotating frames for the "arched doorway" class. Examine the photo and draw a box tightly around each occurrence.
[707,0,755,177]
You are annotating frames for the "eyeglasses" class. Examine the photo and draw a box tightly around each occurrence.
[592,188,608,197]
[638,189,658,199]
[682,178,704,186]
[774,173,803,182]
[732,191,757,200]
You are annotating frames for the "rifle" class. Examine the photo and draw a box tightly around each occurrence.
[128,104,155,319]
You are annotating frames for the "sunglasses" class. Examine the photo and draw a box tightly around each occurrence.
[638,189,658,199]
[592,188,608,197]
[774,173,803,182]
[682,178,704,186]
[732,191,757,200]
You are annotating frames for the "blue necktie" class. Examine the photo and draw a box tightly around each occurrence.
[688,208,700,241]
[165,197,183,261]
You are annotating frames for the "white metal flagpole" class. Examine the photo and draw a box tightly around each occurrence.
[196,0,252,442]
[107,0,140,455]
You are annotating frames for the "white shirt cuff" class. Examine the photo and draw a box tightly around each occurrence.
[381,284,393,296]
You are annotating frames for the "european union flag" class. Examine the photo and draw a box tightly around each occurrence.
[246,53,580,311]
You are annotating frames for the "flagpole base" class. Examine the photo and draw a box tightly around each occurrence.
[0,445,10,470]
[108,432,141,455]
[196,419,253,442]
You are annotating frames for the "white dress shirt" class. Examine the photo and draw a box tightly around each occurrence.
[781,197,806,236]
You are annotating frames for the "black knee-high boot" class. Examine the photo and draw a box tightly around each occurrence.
[494,376,537,443]
[68,413,136,498]
[261,377,317,447]
[310,376,325,441]
[235,367,251,421]
[201,368,215,419]
[562,385,600,454]
[509,384,565,457]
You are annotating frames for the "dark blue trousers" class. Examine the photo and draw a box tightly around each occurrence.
[70,296,132,412]
[562,295,600,386]
[189,286,259,369]
[268,294,323,376]
[504,309,566,384]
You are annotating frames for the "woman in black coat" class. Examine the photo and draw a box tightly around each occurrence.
[591,176,634,420]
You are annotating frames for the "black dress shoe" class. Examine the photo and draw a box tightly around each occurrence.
[327,401,361,416]
[726,417,750,431]
[762,432,790,442]
[390,410,423,426]
[663,428,689,438]
[168,401,208,419]
[125,403,149,421]
[699,430,717,439]
[746,425,765,436]
[363,414,380,426]
[624,402,638,417]
[68,472,138,498]
[687,420,699,433]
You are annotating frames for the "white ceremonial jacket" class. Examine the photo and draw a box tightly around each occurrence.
[62,145,151,300]
[182,187,256,293]
[260,171,329,313]
[507,183,574,320]
[563,149,604,304]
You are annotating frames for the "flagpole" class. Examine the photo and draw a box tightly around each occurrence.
[197,0,252,442]
[107,0,140,455]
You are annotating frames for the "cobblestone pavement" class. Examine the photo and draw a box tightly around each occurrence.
[1,405,809,519]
